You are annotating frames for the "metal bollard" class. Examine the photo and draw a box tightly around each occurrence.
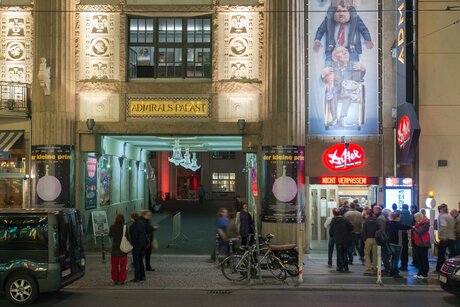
[376,245,382,285]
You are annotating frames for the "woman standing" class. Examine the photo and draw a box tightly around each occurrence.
[412,212,431,279]
[109,213,129,285]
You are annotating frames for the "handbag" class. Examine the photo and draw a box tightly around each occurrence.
[120,225,133,253]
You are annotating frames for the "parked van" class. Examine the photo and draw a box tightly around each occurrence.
[0,208,86,305]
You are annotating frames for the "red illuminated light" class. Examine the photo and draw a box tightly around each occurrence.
[397,116,411,149]
[322,143,365,171]
[320,176,368,185]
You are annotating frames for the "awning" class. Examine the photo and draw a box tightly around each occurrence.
[0,130,23,152]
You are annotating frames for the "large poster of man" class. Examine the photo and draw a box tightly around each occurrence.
[309,0,378,135]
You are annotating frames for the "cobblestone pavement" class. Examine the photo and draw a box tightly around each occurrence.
[69,252,442,292]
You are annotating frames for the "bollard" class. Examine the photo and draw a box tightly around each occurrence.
[376,245,382,285]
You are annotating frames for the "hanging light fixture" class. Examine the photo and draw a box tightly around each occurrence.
[189,152,201,172]
[180,147,192,169]
[168,139,184,166]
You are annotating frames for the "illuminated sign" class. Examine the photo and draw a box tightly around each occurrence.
[322,143,365,171]
[385,177,413,187]
[397,115,411,148]
[310,176,379,185]
[127,98,209,118]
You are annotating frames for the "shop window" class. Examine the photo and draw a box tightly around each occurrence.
[0,131,25,209]
[0,215,48,250]
[212,172,236,192]
[128,16,212,79]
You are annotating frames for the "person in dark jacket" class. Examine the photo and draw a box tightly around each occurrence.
[387,212,412,278]
[141,210,159,271]
[413,212,431,279]
[399,204,414,270]
[109,213,129,285]
[362,213,379,273]
[238,203,254,246]
[329,208,353,272]
[129,212,147,282]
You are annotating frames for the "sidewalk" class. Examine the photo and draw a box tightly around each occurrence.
[69,252,443,292]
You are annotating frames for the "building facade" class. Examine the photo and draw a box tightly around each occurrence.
[3,0,447,250]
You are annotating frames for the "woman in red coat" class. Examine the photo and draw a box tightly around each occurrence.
[412,212,431,279]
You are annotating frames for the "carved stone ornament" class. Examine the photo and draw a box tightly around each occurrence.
[37,57,51,95]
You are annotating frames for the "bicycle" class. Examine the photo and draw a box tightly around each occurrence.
[220,234,287,282]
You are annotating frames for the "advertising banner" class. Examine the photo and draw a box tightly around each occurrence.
[85,156,98,210]
[396,0,414,105]
[99,155,111,206]
[396,102,420,165]
[308,0,379,135]
[261,146,305,223]
[31,145,73,208]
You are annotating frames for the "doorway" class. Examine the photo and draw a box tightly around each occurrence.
[310,185,338,249]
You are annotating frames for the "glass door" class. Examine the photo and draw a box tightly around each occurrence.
[310,185,338,250]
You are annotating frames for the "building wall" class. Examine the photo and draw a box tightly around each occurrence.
[418,1,460,208]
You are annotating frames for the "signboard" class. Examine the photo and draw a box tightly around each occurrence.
[91,210,109,237]
[308,1,379,135]
[31,145,73,208]
[311,176,379,185]
[396,103,420,165]
[385,177,413,187]
[261,146,305,223]
[396,0,414,105]
[322,143,365,171]
[127,97,209,118]
[85,156,98,210]
[99,155,111,206]
[384,187,413,209]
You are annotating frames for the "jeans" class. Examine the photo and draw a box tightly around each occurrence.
[328,237,335,264]
[389,244,402,276]
[381,243,391,272]
[347,233,361,263]
[132,248,145,281]
[364,238,377,270]
[436,240,456,271]
[400,231,409,268]
[336,243,349,270]
[416,246,429,277]
[111,255,127,283]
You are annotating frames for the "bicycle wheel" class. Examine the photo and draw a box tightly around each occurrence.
[221,255,248,282]
[267,255,287,281]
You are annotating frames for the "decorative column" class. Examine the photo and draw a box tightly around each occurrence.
[30,0,77,208]
[261,0,306,245]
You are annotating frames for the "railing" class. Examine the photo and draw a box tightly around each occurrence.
[167,212,188,248]
[0,82,30,114]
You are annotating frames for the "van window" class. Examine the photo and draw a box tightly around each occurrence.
[0,214,48,250]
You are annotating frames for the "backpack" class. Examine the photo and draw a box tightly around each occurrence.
[375,221,389,246]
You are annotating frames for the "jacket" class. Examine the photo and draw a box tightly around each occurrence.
[387,221,412,246]
[455,214,460,240]
[129,219,147,250]
[344,210,362,233]
[362,217,379,241]
[399,209,414,227]
[329,216,353,245]
[413,217,431,247]
[437,212,456,241]
[109,223,130,257]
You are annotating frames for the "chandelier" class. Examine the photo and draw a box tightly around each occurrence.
[168,139,201,171]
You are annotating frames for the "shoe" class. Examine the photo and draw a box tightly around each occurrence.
[337,268,344,272]
[140,278,146,281]
[146,268,155,271]
[328,261,332,267]
[344,267,349,272]
[418,275,428,279]
[130,279,140,283]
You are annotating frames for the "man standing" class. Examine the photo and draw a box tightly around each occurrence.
[330,208,353,272]
[362,208,379,273]
[198,185,205,205]
[436,203,456,272]
[399,204,414,271]
[324,212,335,267]
[141,210,158,272]
[129,212,147,282]
[450,209,460,257]
[376,207,391,274]
[344,202,363,264]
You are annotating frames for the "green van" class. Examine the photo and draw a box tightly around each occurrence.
[0,208,86,305]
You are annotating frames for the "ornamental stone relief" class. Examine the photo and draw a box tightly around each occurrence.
[79,92,119,122]
[218,12,259,80]
[79,13,120,80]
[0,14,33,83]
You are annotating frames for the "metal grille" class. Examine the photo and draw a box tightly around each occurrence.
[0,82,29,113]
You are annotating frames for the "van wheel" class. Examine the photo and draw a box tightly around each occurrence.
[6,274,38,305]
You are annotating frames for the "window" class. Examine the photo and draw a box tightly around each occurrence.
[212,172,236,192]
[128,16,212,79]
[0,215,48,250]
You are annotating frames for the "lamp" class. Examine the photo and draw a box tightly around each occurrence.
[168,139,184,166]
[180,147,192,169]
[237,119,246,134]
[86,118,95,133]
[189,152,201,172]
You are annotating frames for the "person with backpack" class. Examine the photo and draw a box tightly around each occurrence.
[374,206,391,274]
[329,208,353,272]
[412,212,431,279]
[387,212,412,278]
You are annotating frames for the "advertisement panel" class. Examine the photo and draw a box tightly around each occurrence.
[99,155,111,206]
[261,146,305,223]
[31,145,73,208]
[308,0,378,135]
[85,156,98,210]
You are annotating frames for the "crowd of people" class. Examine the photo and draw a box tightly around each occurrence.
[109,209,159,285]
[325,200,460,279]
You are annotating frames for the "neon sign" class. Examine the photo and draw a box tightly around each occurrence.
[322,143,365,171]
[321,176,368,185]
[397,115,411,149]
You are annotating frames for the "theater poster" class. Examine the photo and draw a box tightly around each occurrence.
[308,0,379,135]
[85,155,98,210]
[99,155,111,206]
[31,145,74,208]
[261,146,305,223]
